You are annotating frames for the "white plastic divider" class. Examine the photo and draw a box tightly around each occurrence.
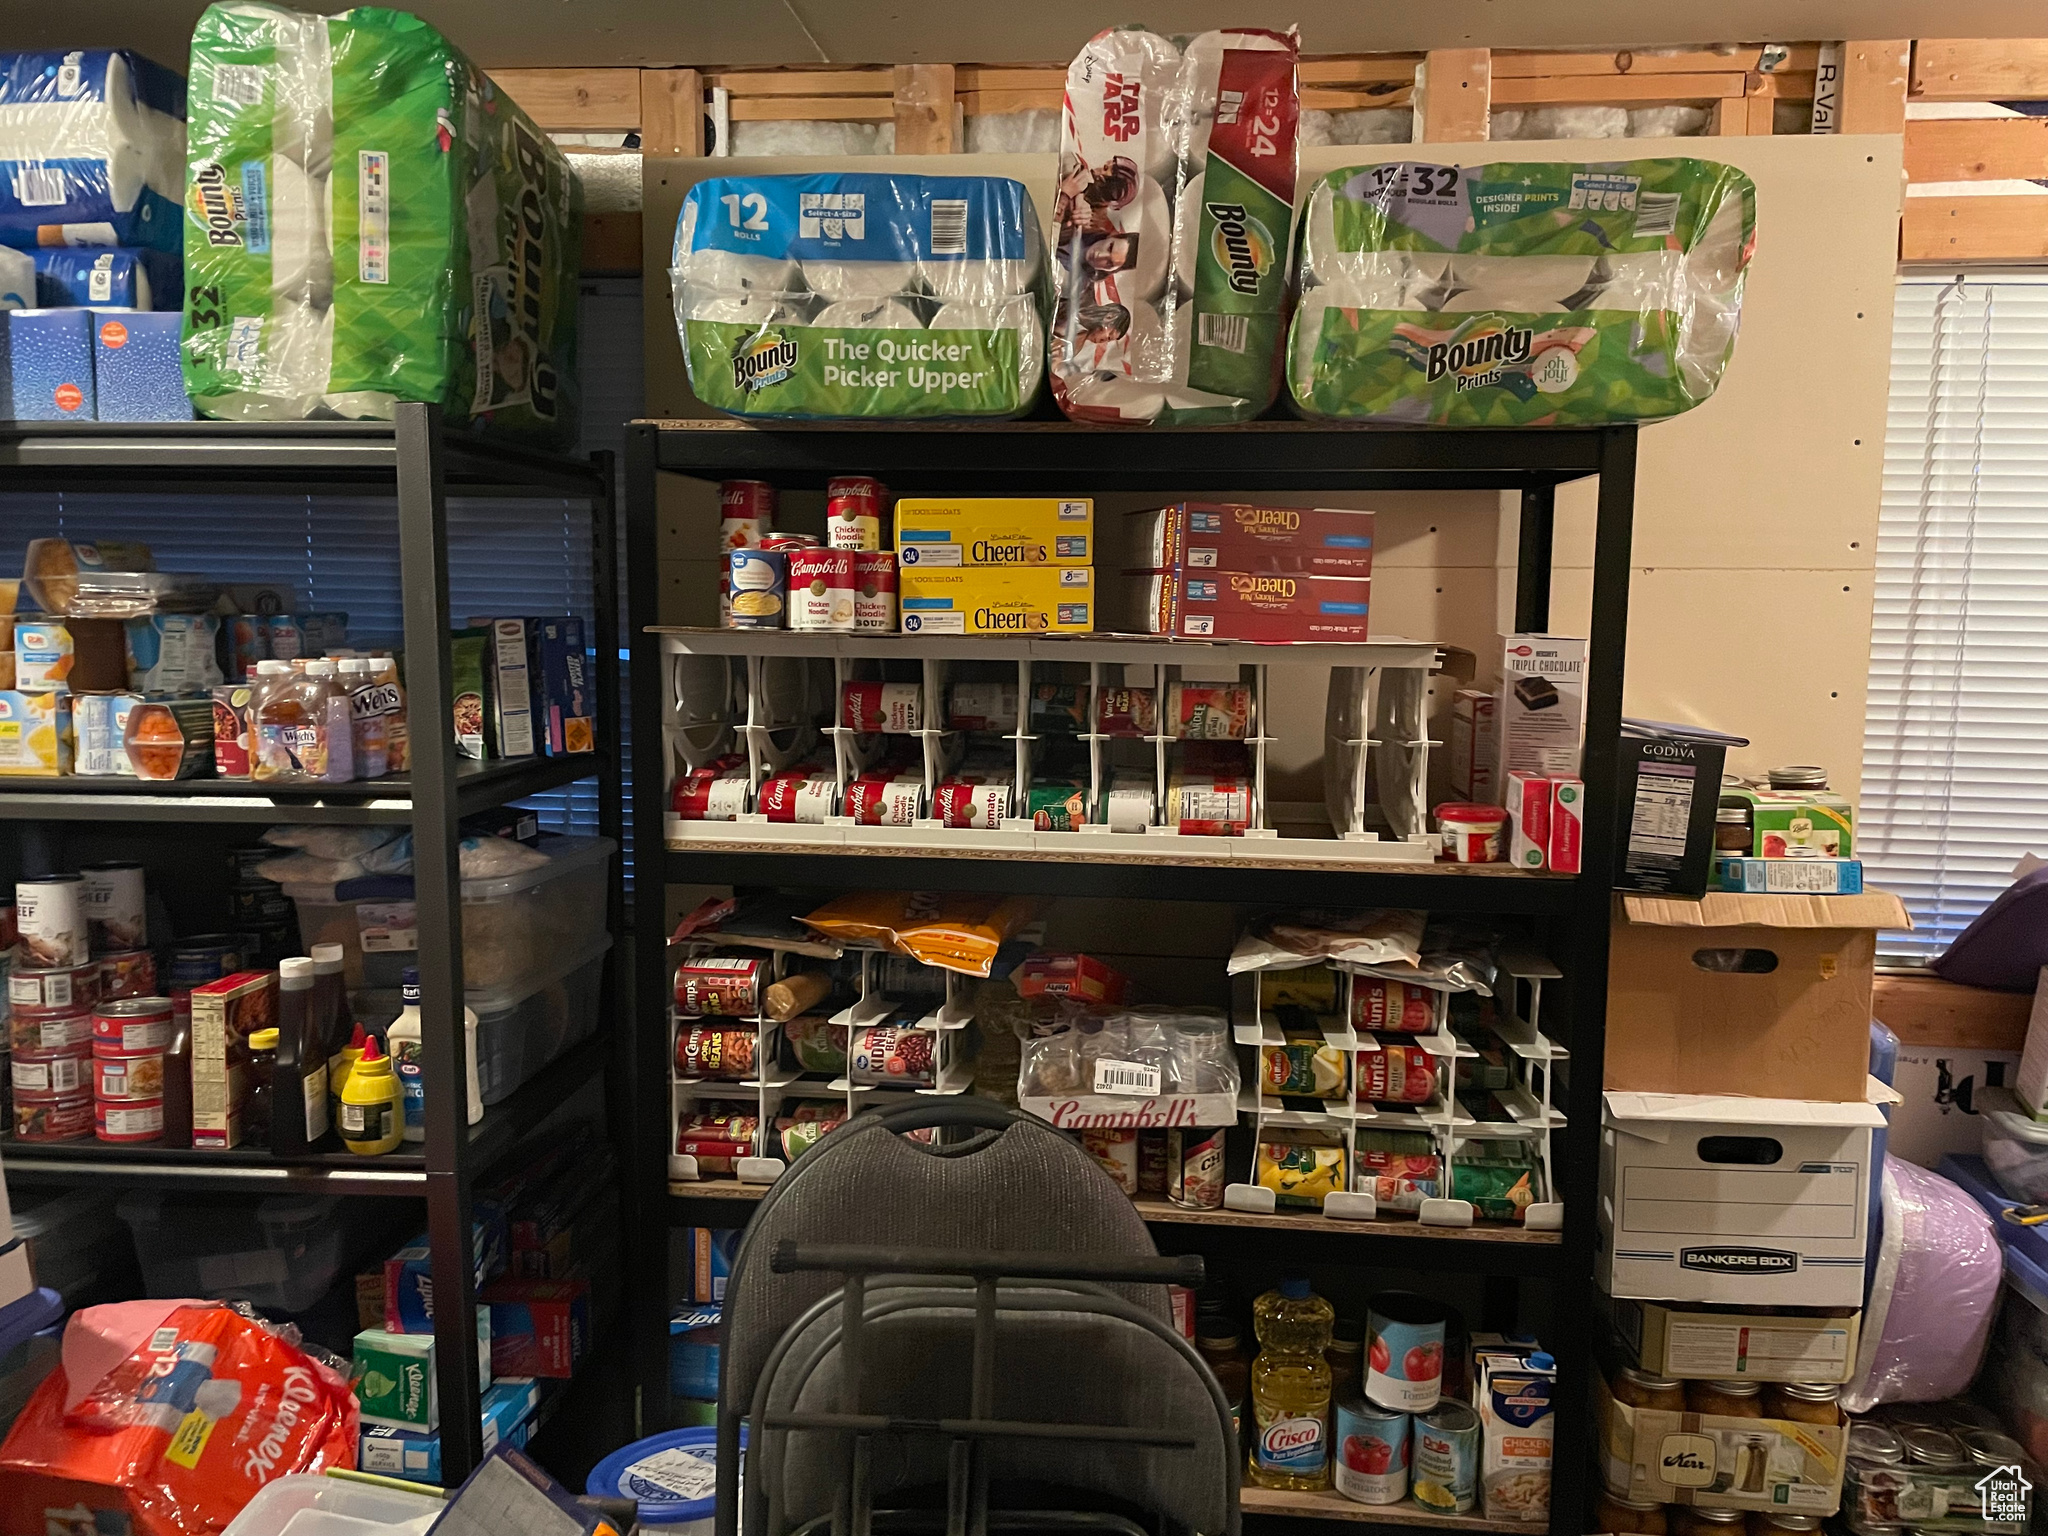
[667,938,792,1184]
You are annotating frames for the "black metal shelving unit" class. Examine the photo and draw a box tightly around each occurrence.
[625,418,1637,1536]
[0,407,627,1484]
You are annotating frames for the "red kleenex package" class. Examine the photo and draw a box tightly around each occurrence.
[0,1301,356,1536]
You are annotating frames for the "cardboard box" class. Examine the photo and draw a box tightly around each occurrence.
[1449,689,1497,804]
[1713,857,1865,895]
[451,630,488,759]
[482,1276,590,1378]
[358,1378,537,1485]
[14,622,71,693]
[353,1329,438,1431]
[1550,779,1583,874]
[74,693,141,776]
[686,1227,740,1305]
[1505,771,1551,870]
[0,690,72,776]
[537,616,593,756]
[1124,503,1374,576]
[90,310,192,422]
[900,566,1093,635]
[1602,1297,1861,1383]
[483,618,537,758]
[1597,1377,1847,1515]
[384,1217,511,1332]
[1606,890,1911,1101]
[1132,568,1369,642]
[895,497,1092,566]
[1615,722,1736,897]
[1597,1088,1887,1305]
[0,309,94,421]
[188,971,277,1150]
[1722,786,1857,859]
[1475,1340,1554,1525]
[1497,636,1585,778]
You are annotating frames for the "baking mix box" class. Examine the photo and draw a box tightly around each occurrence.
[189,970,277,1149]
[1497,635,1585,779]
[1122,503,1374,576]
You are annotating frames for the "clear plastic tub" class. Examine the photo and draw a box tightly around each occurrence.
[114,1193,383,1314]
[1981,1086,2048,1202]
[12,1189,130,1304]
[284,835,615,995]
[358,933,612,1106]
[220,1472,443,1536]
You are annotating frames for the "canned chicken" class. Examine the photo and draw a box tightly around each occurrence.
[10,1010,91,1054]
[93,997,173,1052]
[93,1048,165,1101]
[96,1098,163,1142]
[98,949,158,1002]
[9,959,102,1014]
[720,480,777,550]
[844,775,924,826]
[826,476,889,551]
[79,862,146,951]
[674,956,764,1017]
[757,773,837,824]
[727,548,788,630]
[17,875,88,968]
[853,552,898,632]
[841,681,922,734]
[14,1049,89,1096]
[787,548,856,632]
[15,1091,92,1142]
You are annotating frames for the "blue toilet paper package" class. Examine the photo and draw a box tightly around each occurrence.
[34,248,183,311]
[0,50,187,251]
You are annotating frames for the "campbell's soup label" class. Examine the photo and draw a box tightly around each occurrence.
[787,549,855,632]
[853,551,897,632]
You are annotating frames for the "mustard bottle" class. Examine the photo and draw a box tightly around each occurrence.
[338,1036,404,1155]
[329,1020,367,1127]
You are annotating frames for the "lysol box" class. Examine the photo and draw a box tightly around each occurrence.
[0,309,94,421]
[1449,689,1497,803]
[91,310,193,422]
[74,692,141,777]
[1134,569,1369,642]
[537,617,593,755]
[1549,778,1584,874]
[1714,856,1865,894]
[900,567,1093,634]
[1126,503,1374,576]
[482,1276,591,1378]
[896,497,1092,567]
[1505,772,1551,870]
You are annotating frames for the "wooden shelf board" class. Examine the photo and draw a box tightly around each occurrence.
[1241,1487,1526,1530]
[1132,1199,1560,1244]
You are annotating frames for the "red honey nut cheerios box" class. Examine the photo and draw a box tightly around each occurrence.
[1125,568,1371,643]
[1124,503,1375,576]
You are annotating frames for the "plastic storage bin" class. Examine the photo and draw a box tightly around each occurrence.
[220,1472,443,1536]
[1979,1086,2048,1202]
[115,1193,383,1314]
[12,1189,132,1305]
[284,834,615,996]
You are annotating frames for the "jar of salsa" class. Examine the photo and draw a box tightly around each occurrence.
[1766,1383,1841,1426]
[1686,1379,1764,1418]
[1596,1491,1669,1534]
[1612,1367,1688,1412]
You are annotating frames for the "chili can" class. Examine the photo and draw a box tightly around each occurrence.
[853,552,897,633]
[1167,1126,1227,1210]
[674,956,764,1017]
[9,959,103,1014]
[844,776,924,827]
[726,548,787,630]
[787,547,856,632]
[841,681,922,734]
[10,1009,91,1054]
[212,684,256,779]
[826,476,889,552]
[1333,1399,1409,1504]
[757,773,837,824]
[99,949,159,1002]
[78,862,146,952]
[96,1097,163,1143]
[93,997,173,1053]
[15,1090,93,1142]
[719,480,777,550]
[1411,1401,1480,1513]
[93,1047,165,1102]
[17,875,88,968]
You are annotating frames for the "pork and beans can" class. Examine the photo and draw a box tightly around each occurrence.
[10,1009,91,1054]
[787,548,856,632]
[79,862,146,951]
[1333,1400,1409,1505]
[17,875,87,968]
[9,959,102,1014]
[99,949,158,1002]
[673,956,764,1017]
[674,1026,759,1081]
[1411,1401,1480,1513]
[93,997,173,1053]
[853,552,898,632]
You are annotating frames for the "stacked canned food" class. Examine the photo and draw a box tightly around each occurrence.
[721,478,899,634]
[1839,1404,2035,1536]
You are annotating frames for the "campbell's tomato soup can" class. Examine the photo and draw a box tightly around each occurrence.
[844,775,924,826]
[853,551,898,632]
[17,875,88,968]
[934,779,1012,829]
[826,476,889,552]
[787,548,856,632]
[726,548,787,630]
[94,1047,166,1102]
[93,997,173,1052]
[671,772,751,821]
[674,955,764,1017]
[757,773,837,824]
[96,1098,163,1143]
[1334,1399,1410,1505]
[719,479,777,550]
[10,958,103,1015]
[212,684,256,778]
[10,1009,91,1054]
[1367,1292,1450,1413]
[1352,978,1435,1034]
[841,681,922,734]
[14,1047,89,1097]
[16,1091,93,1142]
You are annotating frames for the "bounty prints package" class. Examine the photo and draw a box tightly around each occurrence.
[1291,159,1754,425]
[181,3,581,440]
[1047,26,1298,426]
[673,173,1048,419]
[0,51,187,252]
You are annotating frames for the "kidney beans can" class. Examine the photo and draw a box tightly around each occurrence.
[853,552,897,632]
[826,476,888,552]
[96,1098,163,1143]
[14,1048,89,1096]
[1167,1126,1227,1210]
[1411,1400,1480,1513]
[9,959,103,1014]
[1334,1399,1410,1504]
[212,684,256,778]
[726,548,787,630]
[78,862,146,952]
[15,1091,93,1142]
[93,1048,165,1102]
[11,1009,91,1054]
[844,776,924,827]
[719,479,777,550]
[757,773,837,824]
[851,1025,936,1086]
[673,956,764,1017]
[1367,1291,1451,1412]
[17,875,88,968]
[787,547,856,632]
[99,949,158,1002]
[93,997,173,1052]
[841,681,922,734]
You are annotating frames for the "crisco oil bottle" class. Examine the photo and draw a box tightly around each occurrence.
[1248,1276,1335,1489]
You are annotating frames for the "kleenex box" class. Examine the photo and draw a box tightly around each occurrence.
[92,310,191,422]
[358,1379,539,1484]
[353,1328,438,1431]
[0,309,94,421]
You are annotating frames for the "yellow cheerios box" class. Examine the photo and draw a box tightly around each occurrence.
[0,690,73,776]
[899,567,1094,635]
[895,498,1093,568]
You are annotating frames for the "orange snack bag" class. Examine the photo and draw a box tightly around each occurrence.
[801,891,1043,977]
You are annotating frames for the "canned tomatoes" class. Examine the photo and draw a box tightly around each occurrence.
[844,775,924,826]
[673,956,763,1017]
[1352,978,1435,1034]
[17,875,87,968]
[1411,1401,1480,1513]
[93,1048,165,1102]
[841,681,922,734]
[93,998,173,1052]
[96,1098,163,1143]
[1357,1042,1437,1105]
[727,548,787,630]
[853,552,897,632]
[1165,682,1252,741]
[79,861,146,951]
[1367,1292,1451,1413]
[10,1009,91,1054]
[719,480,777,550]
[9,959,101,1014]
[756,773,837,824]
[786,548,855,632]
[1334,1400,1410,1505]
[826,476,889,552]
[15,1091,92,1142]
[99,949,158,1002]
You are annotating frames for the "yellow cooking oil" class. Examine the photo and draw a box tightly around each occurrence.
[1247,1276,1335,1490]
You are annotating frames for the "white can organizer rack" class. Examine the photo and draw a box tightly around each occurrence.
[668,940,975,1184]
[658,628,1442,861]
[1225,945,1566,1229]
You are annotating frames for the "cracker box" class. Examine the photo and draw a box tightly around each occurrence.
[895,497,1092,567]
[1602,1297,1861,1384]
[0,690,73,776]
[900,566,1093,634]
[353,1329,438,1431]
[1597,1376,1848,1515]
[188,971,277,1149]
[1133,569,1369,642]
[1125,503,1374,576]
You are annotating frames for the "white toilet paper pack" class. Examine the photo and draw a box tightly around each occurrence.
[673,173,1048,419]
[1290,158,1755,425]
[1048,26,1298,426]
[0,51,187,252]
[181,2,582,440]
[33,247,182,310]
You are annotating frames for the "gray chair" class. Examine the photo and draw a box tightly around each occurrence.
[715,1099,1238,1536]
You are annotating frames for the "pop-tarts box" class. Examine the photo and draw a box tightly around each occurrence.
[91,310,191,421]
[358,1377,538,1485]
[0,309,94,420]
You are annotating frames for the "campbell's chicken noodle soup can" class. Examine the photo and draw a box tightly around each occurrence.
[841,681,922,733]
[1334,1400,1410,1505]
[719,479,777,550]
[671,771,751,821]
[726,548,787,630]
[1367,1292,1451,1413]
[212,684,256,778]
[10,958,103,1014]
[1353,978,1435,1034]
[1097,687,1157,737]
[14,1047,89,1097]
[15,1091,92,1142]
[826,476,889,551]
[1357,1041,1437,1104]
[760,533,818,552]
[1166,682,1252,740]
[757,772,837,824]
[11,1009,91,1054]
[17,875,88,968]
[853,551,898,632]
[93,1046,166,1102]
[844,775,924,826]
[96,1097,163,1143]
[787,547,856,632]
[934,778,1012,829]
[79,862,146,952]
[93,997,173,1052]
[673,955,764,1017]
[1167,1127,1227,1210]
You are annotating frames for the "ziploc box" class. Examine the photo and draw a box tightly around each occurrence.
[1714,857,1864,895]
[0,690,72,776]
[1126,504,1374,576]
[91,310,193,422]
[896,498,1092,567]
[385,1215,510,1332]
[482,1276,590,1378]
[1597,1088,1888,1306]
[1136,569,1369,642]
[353,1329,438,1431]
[359,1378,536,1484]
[900,567,1093,635]
[1602,1296,1861,1384]
[537,616,593,755]
[0,309,94,421]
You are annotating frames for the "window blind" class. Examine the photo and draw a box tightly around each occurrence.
[1861,273,2048,960]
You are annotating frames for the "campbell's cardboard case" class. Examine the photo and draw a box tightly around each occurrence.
[1606,890,1911,1102]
